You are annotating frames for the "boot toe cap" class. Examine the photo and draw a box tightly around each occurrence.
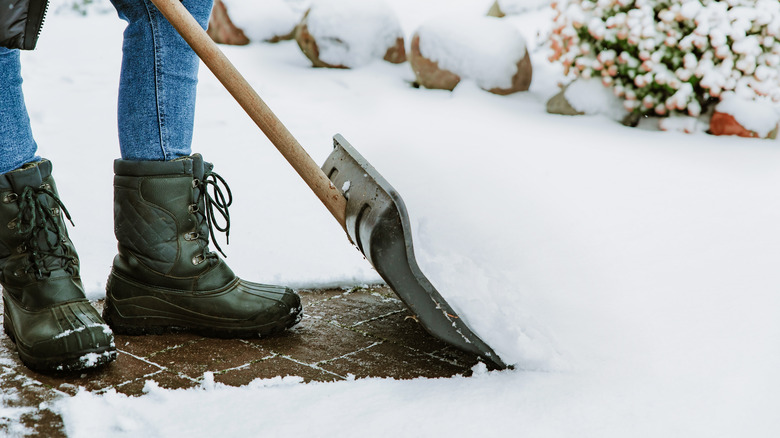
[30,323,116,370]
[239,281,302,328]
[6,300,117,372]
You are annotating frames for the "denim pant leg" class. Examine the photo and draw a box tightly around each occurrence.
[110,0,213,161]
[0,48,39,175]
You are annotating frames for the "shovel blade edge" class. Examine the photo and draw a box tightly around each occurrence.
[321,134,507,370]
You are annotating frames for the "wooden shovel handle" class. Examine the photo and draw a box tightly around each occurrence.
[149,0,347,229]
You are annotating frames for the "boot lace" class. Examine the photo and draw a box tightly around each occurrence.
[14,185,76,278]
[193,171,232,258]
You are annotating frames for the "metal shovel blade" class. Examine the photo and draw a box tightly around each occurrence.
[322,135,508,370]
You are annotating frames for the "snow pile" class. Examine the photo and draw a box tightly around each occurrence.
[58,369,546,437]
[221,0,302,42]
[716,92,780,137]
[564,77,627,120]
[549,0,780,118]
[303,0,404,68]
[57,347,780,438]
[415,15,527,90]
[658,114,705,134]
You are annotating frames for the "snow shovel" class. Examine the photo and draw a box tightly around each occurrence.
[150,0,508,370]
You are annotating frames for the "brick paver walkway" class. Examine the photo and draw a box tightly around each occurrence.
[0,286,480,436]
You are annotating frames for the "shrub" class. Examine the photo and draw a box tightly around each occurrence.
[548,0,780,118]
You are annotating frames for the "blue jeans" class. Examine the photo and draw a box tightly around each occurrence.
[0,48,37,174]
[0,0,213,174]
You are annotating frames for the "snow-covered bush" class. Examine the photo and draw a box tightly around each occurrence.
[548,0,780,118]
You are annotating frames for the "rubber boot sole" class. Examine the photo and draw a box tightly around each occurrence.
[102,292,303,339]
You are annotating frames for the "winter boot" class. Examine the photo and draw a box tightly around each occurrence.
[103,154,302,337]
[0,160,117,372]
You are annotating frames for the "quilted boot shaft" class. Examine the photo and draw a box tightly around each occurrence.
[111,155,236,290]
[106,154,302,337]
[0,160,116,372]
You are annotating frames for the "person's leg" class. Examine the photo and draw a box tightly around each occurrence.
[0,47,39,174]
[0,50,116,373]
[104,0,302,336]
[110,0,212,161]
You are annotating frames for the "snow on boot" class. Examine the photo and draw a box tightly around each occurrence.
[0,160,117,372]
[104,154,302,337]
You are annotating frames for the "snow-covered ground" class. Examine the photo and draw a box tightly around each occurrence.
[7,0,780,436]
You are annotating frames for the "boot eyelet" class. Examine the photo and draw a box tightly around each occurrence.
[188,204,199,214]
[70,257,79,266]
[41,183,52,190]
[184,232,199,241]
[16,244,26,253]
[2,193,18,204]
[7,218,17,230]
[51,207,60,216]
[192,254,206,265]
[192,179,200,188]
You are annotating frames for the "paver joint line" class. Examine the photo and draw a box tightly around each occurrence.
[316,341,385,367]
[270,354,348,381]
[212,353,278,376]
[350,309,406,328]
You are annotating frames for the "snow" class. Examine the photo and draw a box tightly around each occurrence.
[220,0,301,42]
[497,0,551,14]
[303,0,404,67]
[9,0,780,436]
[716,92,780,137]
[658,114,705,134]
[0,365,35,436]
[416,15,527,90]
[78,352,105,368]
[564,78,627,120]
[53,323,112,339]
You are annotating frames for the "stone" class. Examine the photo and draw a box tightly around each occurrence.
[487,0,506,17]
[294,3,406,69]
[409,33,461,91]
[410,16,531,95]
[207,0,250,46]
[710,110,778,139]
[207,0,298,45]
[546,85,585,116]
[383,37,407,64]
[266,29,296,44]
[487,0,552,16]
[295,12,347,69]
[487,50,533,95]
